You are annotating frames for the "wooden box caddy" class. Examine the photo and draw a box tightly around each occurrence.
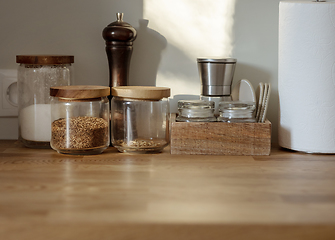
[170,114,271,155]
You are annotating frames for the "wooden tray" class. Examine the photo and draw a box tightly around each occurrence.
[170,114,271,155]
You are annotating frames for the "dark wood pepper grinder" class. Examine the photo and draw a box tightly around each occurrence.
[102,13,137,88]
[103,13,137,145]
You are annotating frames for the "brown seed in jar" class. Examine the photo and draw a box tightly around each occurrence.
[51,116,108,149]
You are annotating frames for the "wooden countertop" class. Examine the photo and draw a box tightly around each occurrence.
[1,140,335,240]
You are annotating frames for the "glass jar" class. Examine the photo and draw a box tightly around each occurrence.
[111,86,170,153]
[176,100,216,122]
[217,101,256,123]
[200,95,232,116]
[50,85,110,155]
[16,55,74,148]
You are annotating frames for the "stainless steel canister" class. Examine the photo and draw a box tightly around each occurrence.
[197,58,236,96]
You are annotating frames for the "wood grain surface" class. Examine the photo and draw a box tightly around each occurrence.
[0,140,335,240]
[111,86,171,100]
[50,85,110,99]
[170,114,271,155]
[16,55,74,65]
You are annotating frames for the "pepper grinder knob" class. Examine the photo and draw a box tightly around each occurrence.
[117,12,123,21]
[102,13,137,88]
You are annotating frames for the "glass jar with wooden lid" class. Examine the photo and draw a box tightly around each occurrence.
[50,85,110,155]
[111,86,170,153]
[16,55,74,148]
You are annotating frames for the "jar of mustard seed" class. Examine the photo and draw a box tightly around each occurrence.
[111,86,170,153]
[50,85,110,155]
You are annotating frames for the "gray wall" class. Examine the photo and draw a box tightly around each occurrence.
[0,0,282,143]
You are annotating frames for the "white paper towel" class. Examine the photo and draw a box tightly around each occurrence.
[279,1,335,153]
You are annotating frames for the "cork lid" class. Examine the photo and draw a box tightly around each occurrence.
[16,55,74,65]
[50,85,110,99]
[112,86,170,100]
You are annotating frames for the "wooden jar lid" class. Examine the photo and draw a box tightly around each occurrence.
[16,55,74,65]
[112,86,170,100]
[50,85,110,99]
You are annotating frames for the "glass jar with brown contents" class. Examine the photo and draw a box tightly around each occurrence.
[50,85,110,155]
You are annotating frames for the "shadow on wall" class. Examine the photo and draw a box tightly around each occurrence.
[278,97,291,149]
[232,0,279,143]
[129,19,167,86]
[232,63,271,90]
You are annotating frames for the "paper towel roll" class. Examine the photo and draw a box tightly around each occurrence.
[279,1,335,153]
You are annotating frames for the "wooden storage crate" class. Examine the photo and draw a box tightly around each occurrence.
[170,114,271,155]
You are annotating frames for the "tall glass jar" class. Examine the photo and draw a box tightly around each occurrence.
[217,101,256,123]
[111,86,170,153]
[50,85,110,155]
[16,55,74,148]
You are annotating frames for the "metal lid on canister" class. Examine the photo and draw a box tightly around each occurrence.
[176,100,216,122]
[197,58,237,63]
[112,86,170,100]
[177,99,214,109]
[16,55,74,65]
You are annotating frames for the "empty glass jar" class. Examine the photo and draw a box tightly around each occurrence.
[111,86,170,153]
[50,85,110,155]
[217,101,256,123]
[176,100,216,122]
[16,55,74,148]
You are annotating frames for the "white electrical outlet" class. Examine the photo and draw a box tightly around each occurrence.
[0,69,18,117]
